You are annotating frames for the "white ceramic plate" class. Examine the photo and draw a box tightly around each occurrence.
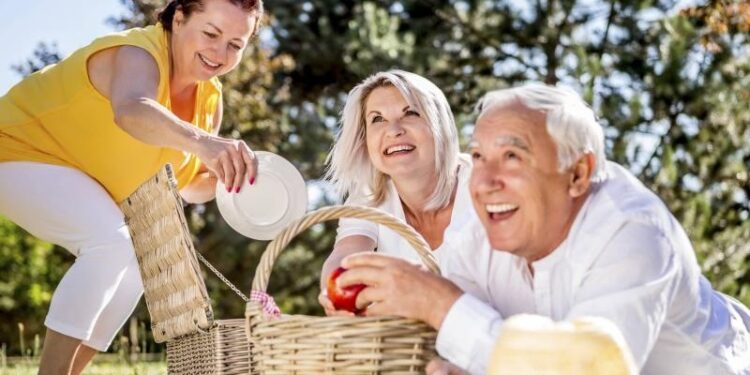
[216,151,307,240]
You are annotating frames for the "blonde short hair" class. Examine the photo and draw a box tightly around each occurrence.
[325,70,460,210]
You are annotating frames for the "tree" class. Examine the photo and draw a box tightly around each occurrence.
[11,42,63,77]
[682,0,750,52]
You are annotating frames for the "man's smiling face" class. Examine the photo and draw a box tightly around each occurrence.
[469,103,586,262]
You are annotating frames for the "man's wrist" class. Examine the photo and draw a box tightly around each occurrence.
[427,283,463,329]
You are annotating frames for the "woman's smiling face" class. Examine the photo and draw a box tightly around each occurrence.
[364,85,437,181]
[171,0,257,81]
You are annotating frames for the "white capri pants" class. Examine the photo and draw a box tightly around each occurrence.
[0,162,144,351]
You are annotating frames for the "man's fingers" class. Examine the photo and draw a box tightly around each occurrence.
[360,298,398,317]
[318,293,355,316]
[354,285,385,310]
[336,265,386,288]
[341,252,407,270]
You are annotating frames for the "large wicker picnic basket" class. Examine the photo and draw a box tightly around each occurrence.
[120,165,439,374]
[245,204,440,373]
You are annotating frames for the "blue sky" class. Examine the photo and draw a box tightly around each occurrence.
[0,0,128,94]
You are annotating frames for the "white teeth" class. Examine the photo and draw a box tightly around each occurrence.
[199,54,220,68]
[486,203,518,214]
[385,145,415,155]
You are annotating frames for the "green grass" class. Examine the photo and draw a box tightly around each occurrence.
[1,356,166,374]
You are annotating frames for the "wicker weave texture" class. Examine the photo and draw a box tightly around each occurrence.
[247,205,439,373]
[120,165,213,343]
[166,319,250,375]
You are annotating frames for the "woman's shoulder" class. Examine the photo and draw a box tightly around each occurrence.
[86,25,165,55]
[82,25,169,83]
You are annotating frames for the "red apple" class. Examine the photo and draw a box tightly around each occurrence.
[326,266,366,313]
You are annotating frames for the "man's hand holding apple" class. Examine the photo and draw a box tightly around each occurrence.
[334,252,463,329]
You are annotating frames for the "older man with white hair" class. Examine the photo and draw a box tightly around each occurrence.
[337,83,750,375]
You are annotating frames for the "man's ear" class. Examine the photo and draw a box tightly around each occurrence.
[568,153,595,198]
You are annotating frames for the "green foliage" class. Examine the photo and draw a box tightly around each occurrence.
[0,218,71,355]
[3,357,166,374]
[1,0,748,355]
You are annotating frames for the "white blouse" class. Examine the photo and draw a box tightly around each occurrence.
[335,154,485,285]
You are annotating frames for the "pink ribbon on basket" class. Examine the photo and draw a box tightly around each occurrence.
[250,290,281,318]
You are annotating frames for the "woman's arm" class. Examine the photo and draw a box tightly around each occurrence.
[179,101,223,203]
[318,235,376,315]
[320,235,377,290]
[104,46,256,190]
[179,163,217,204]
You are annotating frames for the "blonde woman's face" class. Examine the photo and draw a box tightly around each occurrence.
[363,86,436,182]
[171,0,256,82]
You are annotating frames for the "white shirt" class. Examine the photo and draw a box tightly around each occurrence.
[437,161,750,375]
[336,154,486,290]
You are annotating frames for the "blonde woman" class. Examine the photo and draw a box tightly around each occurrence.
[319,70,484,315]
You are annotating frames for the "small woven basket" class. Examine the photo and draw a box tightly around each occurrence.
[121,165,250,374]
[245,205,439,374]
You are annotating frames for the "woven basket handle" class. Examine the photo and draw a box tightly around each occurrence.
[251,205,439,292]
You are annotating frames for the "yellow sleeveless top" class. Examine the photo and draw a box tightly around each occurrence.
[0,24,221,203]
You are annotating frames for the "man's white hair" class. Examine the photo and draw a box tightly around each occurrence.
[325,70,460,210]
[476,83,608,182]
